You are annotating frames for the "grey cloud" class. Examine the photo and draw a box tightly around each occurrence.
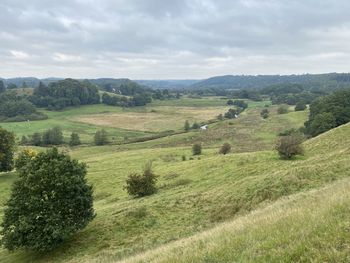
[1,0,350,78]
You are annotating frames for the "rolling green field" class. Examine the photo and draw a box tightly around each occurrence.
[1,92,349,262]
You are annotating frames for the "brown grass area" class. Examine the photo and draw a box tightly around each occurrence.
[73,106,229,132]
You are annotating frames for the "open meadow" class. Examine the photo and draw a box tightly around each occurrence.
[2,95,350,262]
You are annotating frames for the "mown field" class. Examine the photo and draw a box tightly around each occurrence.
[0,100,349,263]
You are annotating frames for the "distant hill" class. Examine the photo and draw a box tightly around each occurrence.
[189,73,350,90]
[1,73,350,90]
[135,79,200,89]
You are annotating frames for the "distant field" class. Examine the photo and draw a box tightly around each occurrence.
[0,98,267,143]
[74,106,229,132]
[0,105,150,143]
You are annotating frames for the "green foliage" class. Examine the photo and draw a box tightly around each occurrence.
[227,99,234,105]
[31,79,100,110]
[14,148,37,170]
[277,105,289,114]
[0,127,15,172]
[20,135,29,146]
[42,126,64,145]
[295,100,307,111]
[0,91,46,122]
[233,100,248,110]
[219,143,231,155]
[94,129,109,145]
[260,108,269,119]
[69,132,81,147]
[275,134,304,159]
[224,108,238,119]
[192,143,202,155]
[0,148,95,252]
[31,132,42,146]
[125,163,157,198]
[305,89,350,136]
[192,122,200,129]
[184,120,190,132]
[306,113,336,137]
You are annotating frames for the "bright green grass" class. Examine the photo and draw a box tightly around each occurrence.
[120,177,350,263]
[0,105,152,143]
[0,123,349,262]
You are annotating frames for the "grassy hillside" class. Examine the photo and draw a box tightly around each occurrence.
[0,123,349,262]
[120,177,350,263]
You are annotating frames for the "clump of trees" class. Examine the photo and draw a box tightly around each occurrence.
[275,133,304,159]
[42,127,64,145]
[22,127,65,146]
[125,162,157,197]
[0,128,15,172]
[69,132,81,146]
[0,91,47,122]
[224,108,238,119]
[0,148,95,252]
[192,143,202,155]
[94,129,109,145]
[295,101,307,111]
[29,79,100,110]
[219,143,231,155]
[304,89,350,137]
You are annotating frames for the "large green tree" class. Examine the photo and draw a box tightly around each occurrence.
[0,148,95,252]
[0,127,15,172]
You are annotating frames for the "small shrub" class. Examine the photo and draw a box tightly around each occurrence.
[125,162,157,197]
[192,122,200,129]
[277,105,289,114]
[275,134,304,159]
[181,155,186,161]
[219,143,231,155]
[192,143,202,155]
[260,109,269,119]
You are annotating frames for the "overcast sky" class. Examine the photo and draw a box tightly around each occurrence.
[1,0,350,79]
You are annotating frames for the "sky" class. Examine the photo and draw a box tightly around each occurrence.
[1,0,350,79]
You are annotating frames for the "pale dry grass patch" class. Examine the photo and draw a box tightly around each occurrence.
[72,106,229,132]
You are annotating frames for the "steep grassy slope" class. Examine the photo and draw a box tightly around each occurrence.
[0,123,349,263]
[120,177,350,263]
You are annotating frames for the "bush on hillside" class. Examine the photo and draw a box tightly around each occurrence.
[0,148,95,252]
[125,162,157,197]
[94,129,108,145]
[192,143,202,155]
[275,134,304,159]
[219,143,231,155]
[260,109,269,119]
[277,105,289,114]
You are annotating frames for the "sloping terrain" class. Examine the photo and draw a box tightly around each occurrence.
[0,123,349,262]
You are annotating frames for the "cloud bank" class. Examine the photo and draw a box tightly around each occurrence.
[1,0,350,79]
